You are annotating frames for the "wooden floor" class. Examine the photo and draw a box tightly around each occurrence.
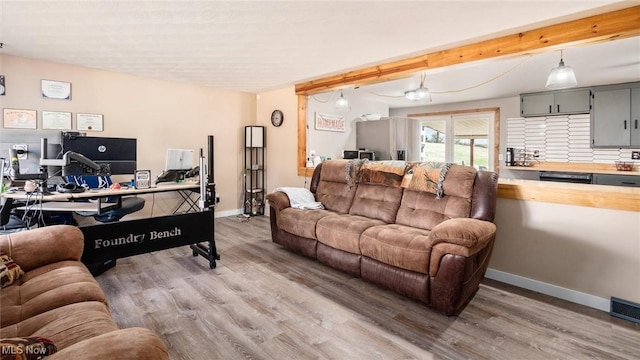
[96,215,639,360]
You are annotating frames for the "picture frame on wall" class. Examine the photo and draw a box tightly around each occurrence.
[42,111,72,130]
[76,113,103,131]
[3,108,37,129]
[0,75,5,96]
[41,79,71,100]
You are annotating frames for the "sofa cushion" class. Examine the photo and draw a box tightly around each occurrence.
[349,184,404,223]
[395,165,476,231]
[277,208,334,239]
[0,251,24,288]
[1,261,107,328]
[314,160,360,213]
[0,301,119,351]
[360,224,432,274]
[316,215,385,254]
[0,336,57,359]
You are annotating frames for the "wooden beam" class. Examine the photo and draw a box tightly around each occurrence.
[295,5,640,95]
[297,95,309,174]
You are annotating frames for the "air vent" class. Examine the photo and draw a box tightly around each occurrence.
[610,297,640,324]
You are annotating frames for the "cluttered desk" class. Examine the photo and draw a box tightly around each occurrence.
[1,132,219,274]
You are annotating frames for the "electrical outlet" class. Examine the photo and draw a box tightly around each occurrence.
[632,151,640,160]
[12,144,28,160]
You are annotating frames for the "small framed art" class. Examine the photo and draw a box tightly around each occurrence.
[3,108,37,129]
[41,79,71,100]
[77,113,103,131]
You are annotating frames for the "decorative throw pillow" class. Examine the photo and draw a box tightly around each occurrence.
[0,336,57,359]
[0,250,24,288]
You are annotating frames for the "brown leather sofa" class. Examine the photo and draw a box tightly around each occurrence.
[266,159,499,315]
[0,225,168,359]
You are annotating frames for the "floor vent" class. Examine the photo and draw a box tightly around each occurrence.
[610,297,640,324]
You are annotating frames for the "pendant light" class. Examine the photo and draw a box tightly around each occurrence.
[335,91,349,108]
[545,49,577,90]
[405,72,431,102]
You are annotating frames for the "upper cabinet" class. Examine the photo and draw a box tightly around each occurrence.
[591,82,640,148]
[520,88,591,117]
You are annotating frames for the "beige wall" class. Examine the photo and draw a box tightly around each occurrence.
[494,199,640,304]
[256,86,306,192]
[1,54,255,214]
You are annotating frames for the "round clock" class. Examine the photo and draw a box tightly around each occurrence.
[271,110,284,127]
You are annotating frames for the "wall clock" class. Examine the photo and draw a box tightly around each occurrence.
[271,109,284,127]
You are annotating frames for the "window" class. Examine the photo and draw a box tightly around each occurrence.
[411,109,498,171]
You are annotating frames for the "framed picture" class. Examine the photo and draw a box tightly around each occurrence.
[3,108,37,129]
[76,113,103,131]
[0,75,5,96]
[42,111,72,130]
[315,112,345,132]
[41,79,71,100]
[135,170,151,189]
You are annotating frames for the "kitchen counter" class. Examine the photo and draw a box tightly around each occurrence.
[499,161,639,175]
[497,178,640,212]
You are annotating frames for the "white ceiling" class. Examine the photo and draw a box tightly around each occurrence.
[0,0,638,107]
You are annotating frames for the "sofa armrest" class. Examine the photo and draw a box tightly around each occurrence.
[429,218,496,249]
[47,328,168,360]
[265,191,292,211]
[0,225,84,272]
[427,218,496,277]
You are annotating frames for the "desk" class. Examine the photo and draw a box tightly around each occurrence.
[3,183,200,214]
[2,182,219,273]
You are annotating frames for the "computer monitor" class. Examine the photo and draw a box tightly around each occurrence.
[61,133,137,175]
[165,149,194,171]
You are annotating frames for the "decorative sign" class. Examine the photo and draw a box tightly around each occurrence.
[3,108,37,129]
[42,111,72,130]
[41,79,71,100]
[77,113,103,131]
[315,112,345,132]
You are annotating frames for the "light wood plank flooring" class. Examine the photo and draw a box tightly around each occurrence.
[96,215,639,359]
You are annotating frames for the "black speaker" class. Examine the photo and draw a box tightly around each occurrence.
[56,183,85,193]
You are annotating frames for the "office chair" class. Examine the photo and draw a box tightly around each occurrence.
[84,197,145,223]
[0,198,30,233]
[66,175,145,223]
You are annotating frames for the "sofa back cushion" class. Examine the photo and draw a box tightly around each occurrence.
[314,160,359,214]
[349,184,403,223]
[348,162,406,223]
[396,164,477,230]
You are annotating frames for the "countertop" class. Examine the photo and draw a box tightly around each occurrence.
[499,162,640,175]
[497,178,640,212]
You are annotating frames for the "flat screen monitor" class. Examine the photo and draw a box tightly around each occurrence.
[165,149,194,171]
[61,133,137,175]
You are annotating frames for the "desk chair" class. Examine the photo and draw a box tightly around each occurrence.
[78,197,146,223]
[0,198,30,233]
[64,175,146,223]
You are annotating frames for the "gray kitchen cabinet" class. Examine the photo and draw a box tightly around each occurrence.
[591,82,640,148]
[520,88,590,117]
[593,174,640,187]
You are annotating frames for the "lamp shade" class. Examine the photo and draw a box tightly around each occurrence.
[545,59,577,90]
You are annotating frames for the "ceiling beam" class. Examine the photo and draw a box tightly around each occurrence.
[295,5,640,95]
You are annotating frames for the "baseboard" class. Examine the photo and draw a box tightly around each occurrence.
[485,268,610,312]
[214,208,243,218]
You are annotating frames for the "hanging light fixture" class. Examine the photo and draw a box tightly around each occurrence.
[405,73,431,102]
[545,49,577,90]
[335,91,349,108]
